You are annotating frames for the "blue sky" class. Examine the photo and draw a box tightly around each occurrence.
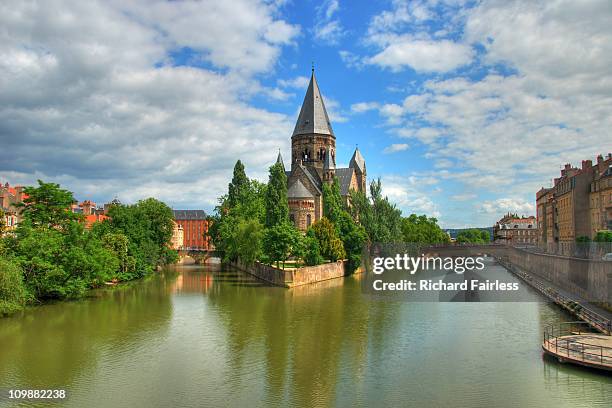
[1,0,611,228]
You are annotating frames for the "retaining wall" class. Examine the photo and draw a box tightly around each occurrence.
[231,260,349,288]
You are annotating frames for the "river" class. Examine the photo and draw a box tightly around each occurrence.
[0,262,610,407]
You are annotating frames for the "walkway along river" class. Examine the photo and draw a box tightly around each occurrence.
[0,260,611,407]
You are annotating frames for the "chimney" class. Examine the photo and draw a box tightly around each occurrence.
[581,160,592,170]
[597,154,604,164]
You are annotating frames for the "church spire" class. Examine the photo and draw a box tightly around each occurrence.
[276,149,285,171]
[292,70,334,137]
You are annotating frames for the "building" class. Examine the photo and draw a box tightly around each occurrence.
[537,153,612,246]
[170,220,184,250]
[277,69,367,231]
[493,213,538,245]
[173,210,210,250]
[0,182,28,232]
[589,156,612,235]
[71,200,109,229]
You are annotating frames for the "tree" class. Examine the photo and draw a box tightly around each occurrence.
[303,233,324,266]
[106,198,177,276]
[235,219,264,266]
[265,162,289,228]
[310,217,345,261]
[262,222,301,268]
[227,160,250,209]
[402,214,450,244]
[594,231,612,242]
[348,179,403,243]
[0,208,5,233]
[17,180,80,229]
[0,256,29,315]
[457,229,490,244]
[322,178,344,222]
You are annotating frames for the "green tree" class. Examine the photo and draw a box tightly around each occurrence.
[322,178,344,222]
[594,231,612,242]
[262,222,301,268]
[348,179,403,243]
[227,160,250,209]
[0,256,29,315]
[235,219,264,266]
[402,214,450,244]
[310,217,345,262]
[17,180,80,229]
[106,198,177,276]
[303,233,324,266]
[265,162,289,228]
[457,229,490,244]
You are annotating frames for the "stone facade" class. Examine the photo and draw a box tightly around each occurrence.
[278,69,367,231]
[537,153,612,244]
[232,259,349,288]
[493,213,538,245]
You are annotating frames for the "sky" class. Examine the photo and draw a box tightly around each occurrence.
[1,0,611,228]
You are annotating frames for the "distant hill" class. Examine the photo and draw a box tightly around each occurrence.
[444,227,494,241]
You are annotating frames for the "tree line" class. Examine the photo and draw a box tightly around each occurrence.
[208,160,451,273]
[0,180,177,315]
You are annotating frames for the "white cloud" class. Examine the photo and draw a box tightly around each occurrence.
[0,0,298,209]
[277,75,310,89]
[351,101,380,113]
[367,37,474,73]
[479,198,535,216]
[313,0,345,45]
[451,193,476,202]
[381,175,441,218]
[383,143,409,154]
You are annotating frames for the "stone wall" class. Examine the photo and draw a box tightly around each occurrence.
[231,259,349,288]
[506,247,611,305]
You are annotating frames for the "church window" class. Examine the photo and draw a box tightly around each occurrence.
[306,214,311,227]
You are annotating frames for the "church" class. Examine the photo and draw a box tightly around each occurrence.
[276,69,367,231]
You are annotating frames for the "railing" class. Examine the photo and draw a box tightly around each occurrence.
[543,322,612,368]
[498,259,612,334]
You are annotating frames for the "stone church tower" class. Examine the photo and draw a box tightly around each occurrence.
[277,69,367,231]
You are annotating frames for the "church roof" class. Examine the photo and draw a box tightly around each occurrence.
[335,168,355,196]
[349,147,366,173]
[288,179,314,198]
[292,70,334,137]
[276,150,285,171]
[173,209,207,220]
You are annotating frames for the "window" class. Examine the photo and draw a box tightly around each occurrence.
[307,214,311,227]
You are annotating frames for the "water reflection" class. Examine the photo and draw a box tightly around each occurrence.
[0,264,610,408]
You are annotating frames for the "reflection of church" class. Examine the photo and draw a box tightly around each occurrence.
[275,69,367,231]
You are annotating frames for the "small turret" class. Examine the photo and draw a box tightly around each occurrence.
[349,146,366,191]
[323,149,335,183]
[276,149,285,172]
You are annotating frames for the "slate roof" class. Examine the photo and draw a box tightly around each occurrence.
[292,70,334,137]
[335,167,355,196]
[288,179,314,198]
[349,147,366,173]
[276,151,285,171]
[173,209,207,220]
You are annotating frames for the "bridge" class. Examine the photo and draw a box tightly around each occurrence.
[177,247,222,264]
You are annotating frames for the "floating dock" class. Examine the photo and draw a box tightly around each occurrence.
[542,322,612,371]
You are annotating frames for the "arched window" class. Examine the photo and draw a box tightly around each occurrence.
[306,214,312,227]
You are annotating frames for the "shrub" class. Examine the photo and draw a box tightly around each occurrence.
[0,257,29,315]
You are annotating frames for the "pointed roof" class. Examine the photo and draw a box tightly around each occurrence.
[323,149,334,170]
[276,150,285,171]
[288,179,314,198]
[292,69,334,137]
[349,147,366,173]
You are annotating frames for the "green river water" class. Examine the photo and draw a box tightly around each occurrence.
[0,262,610,407]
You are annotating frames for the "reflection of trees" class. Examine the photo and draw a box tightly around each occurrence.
[0,274,174,389]
[207,268,403,406]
